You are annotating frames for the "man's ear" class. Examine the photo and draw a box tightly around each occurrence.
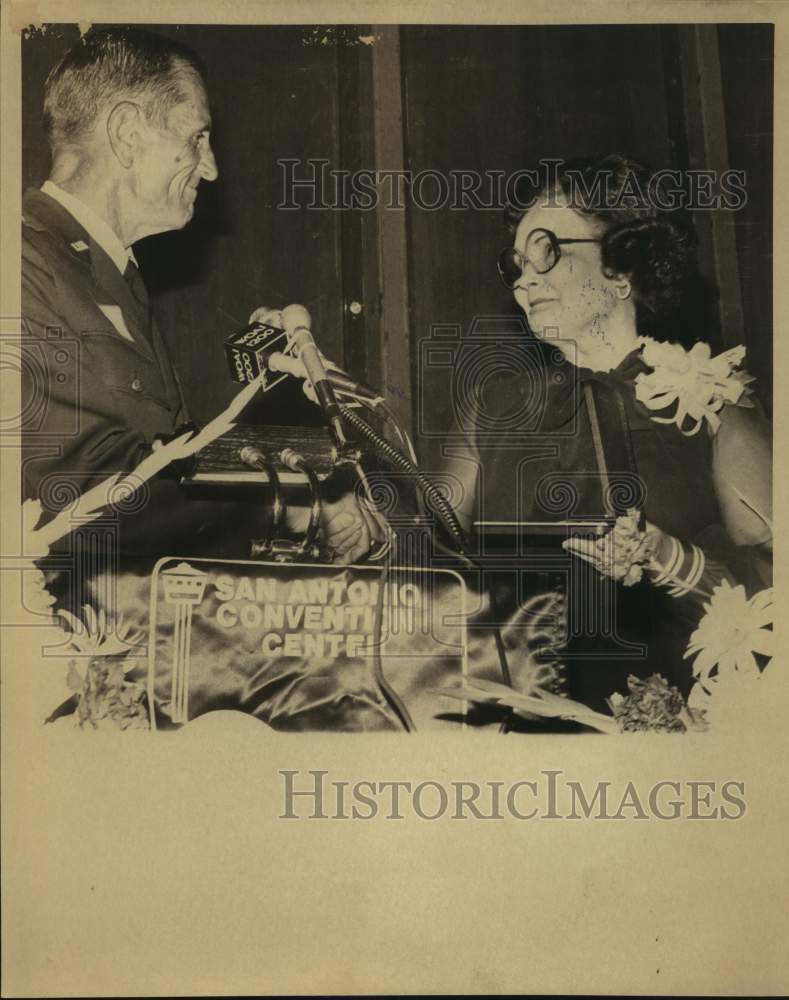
[106,101,144,168]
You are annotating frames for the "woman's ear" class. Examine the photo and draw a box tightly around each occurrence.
[106,101,143,169]
[614,275,632,300]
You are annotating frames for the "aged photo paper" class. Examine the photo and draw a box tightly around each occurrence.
[1,0,787,995]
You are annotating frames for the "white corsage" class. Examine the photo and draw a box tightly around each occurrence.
[634,339,754,436]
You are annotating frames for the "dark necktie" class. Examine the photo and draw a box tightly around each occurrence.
[123,258,149,306]
[122,258,153,345]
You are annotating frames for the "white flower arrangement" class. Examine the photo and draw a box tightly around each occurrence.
[685,581,776,728]
[58,605,144,657]
[52,606,147,729]
[687,658,782,730]
[634,338,754,436]
[685,580,773,686]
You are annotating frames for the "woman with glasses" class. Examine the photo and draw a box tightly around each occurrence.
[443,154,772,711]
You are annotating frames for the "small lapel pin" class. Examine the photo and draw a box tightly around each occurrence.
[70,239,89,252]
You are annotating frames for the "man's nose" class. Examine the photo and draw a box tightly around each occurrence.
[199,141,219,182]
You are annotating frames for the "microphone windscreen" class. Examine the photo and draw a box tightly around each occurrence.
[282,303,312,333]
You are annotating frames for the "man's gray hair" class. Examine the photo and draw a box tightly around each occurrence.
[43,27,207,152]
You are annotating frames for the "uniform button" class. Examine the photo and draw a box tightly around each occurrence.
[131,377,143,392]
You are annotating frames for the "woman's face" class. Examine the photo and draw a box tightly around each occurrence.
[512,197,621,350]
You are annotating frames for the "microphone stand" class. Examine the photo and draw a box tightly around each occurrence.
[241,445,323,562]
[330,398,519,734]
[241,447,287,560]
[278,448,323,561]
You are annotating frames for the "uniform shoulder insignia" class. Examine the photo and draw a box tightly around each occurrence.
[70,239,89,252]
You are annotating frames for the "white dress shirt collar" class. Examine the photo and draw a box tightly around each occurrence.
[41,180,138,275]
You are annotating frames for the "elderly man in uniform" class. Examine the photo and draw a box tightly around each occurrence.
[22,27,373,562]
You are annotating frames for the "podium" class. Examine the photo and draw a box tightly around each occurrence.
[182,424,338,491]
[144,556,475,732]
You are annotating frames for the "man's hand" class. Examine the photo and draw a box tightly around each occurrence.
[249,305,284,329]
[249,304,348,405]
[286,492,385,564]
[321,493,385,564]
[251,306,382,562]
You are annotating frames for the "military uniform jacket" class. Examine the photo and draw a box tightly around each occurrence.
[21,187,249,556]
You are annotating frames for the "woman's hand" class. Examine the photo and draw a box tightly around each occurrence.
[562,511,664,586]
[250,304,383,563]
[562,512,721,600]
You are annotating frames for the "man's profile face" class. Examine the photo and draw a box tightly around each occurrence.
[132,66,218,236]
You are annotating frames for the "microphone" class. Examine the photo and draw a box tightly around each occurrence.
[224,318,378,401]
[224,322,292,388]
[282,305,347,446]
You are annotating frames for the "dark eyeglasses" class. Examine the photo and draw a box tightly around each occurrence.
[497,228,601,289]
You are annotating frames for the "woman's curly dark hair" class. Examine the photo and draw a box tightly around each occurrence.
[509,154,713,344]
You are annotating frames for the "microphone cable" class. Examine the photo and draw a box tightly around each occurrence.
[369,543,416,733]
[338,405,468,556]
[337,407,517,730]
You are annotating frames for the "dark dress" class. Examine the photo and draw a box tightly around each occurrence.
[447,343,771,711]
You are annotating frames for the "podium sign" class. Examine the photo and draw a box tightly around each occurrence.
[145,558,472,732]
